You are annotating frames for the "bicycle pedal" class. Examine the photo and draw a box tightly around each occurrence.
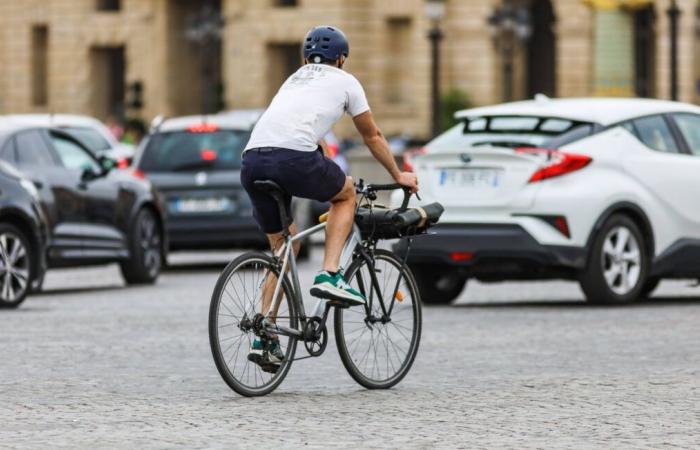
[248,353,281,374]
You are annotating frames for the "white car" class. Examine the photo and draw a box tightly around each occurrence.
[394,97,700,304]
[3,114,134,160]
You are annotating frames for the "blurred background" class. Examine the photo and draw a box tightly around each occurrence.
[0,0,698,142]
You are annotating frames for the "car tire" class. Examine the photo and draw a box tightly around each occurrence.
[29,269,45,294]
[409,264,466,305]
[120,208,162,285]
[580,214,648,304]
[0,223,33,309]
[640,277,661,298]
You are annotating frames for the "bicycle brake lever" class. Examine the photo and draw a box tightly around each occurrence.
[415,192,421,201]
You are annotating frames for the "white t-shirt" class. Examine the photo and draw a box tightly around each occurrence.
[244,64,370,152]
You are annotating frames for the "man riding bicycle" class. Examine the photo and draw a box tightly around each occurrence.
[241,25,418,368]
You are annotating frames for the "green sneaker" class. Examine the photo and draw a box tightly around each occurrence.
[310,271,365,306]
[248,338,282,374]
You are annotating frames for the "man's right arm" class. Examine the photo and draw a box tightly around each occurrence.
[352,110,418,193]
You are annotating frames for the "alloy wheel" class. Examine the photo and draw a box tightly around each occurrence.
[139,213,161,278]
[601,226,641,295]
[0,232,30,304]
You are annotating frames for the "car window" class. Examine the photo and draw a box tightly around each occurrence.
[139,129,250,172]
[50,134,101,172]
[0,140,16,164]
[428,117,594,151]
[631,115,679,153]
[672,113,700,156]
[61,126,112,153]
[15,130,57,167]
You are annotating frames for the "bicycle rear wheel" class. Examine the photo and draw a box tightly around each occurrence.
[334,249,422,389]
[209,252,297,397]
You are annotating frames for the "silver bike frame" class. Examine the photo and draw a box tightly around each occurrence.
[262,222,363,335]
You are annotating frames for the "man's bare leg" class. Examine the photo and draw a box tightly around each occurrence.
[323,176,356,272]
[260,223,300,319]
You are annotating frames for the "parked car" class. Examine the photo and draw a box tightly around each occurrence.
[0,121,166,291]
[0,158,47,308]
[4,114,134,161]
[134,112,312,258]
[394,97,700,304]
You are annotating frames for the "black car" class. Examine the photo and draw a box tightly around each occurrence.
[0,121,167,290]
[134,113,312,257]
[0,160,47,308]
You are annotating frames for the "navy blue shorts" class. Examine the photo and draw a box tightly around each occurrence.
[241,147,346,234]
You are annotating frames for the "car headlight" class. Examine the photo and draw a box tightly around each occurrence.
[20,178,40,201]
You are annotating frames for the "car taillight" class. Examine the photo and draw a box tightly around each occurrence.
[187,123,219,133]
[131,169,146,179]
[201,148,217,161]
[403,147,427,172]
[450,251,473,262]
[116,158,130,169]
[516,148,592,183]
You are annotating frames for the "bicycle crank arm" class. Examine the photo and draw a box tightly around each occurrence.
[262,320,303,339]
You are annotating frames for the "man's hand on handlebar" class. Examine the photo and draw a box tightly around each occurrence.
[395,172,419,194]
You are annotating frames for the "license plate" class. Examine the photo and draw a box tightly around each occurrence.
[170,197,231,213]
[439,168,503,188]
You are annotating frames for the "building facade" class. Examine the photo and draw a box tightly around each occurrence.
[0,0,698,139]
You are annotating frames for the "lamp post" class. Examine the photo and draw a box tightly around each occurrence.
[488,0,532,102]
[426,0,445,137]
[667,0,680,101]
[185,3,224,114]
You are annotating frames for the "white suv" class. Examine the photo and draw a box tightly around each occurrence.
[394,97,700,304]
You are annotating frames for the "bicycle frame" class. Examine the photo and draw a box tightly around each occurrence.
[260,221,363,339]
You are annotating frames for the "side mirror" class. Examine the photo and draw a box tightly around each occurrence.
[99,156,117,173]
[81,166,100,182]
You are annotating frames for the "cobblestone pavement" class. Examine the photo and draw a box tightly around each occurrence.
[2,249,699,449]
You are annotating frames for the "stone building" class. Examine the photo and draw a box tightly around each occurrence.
[0,0,698,140]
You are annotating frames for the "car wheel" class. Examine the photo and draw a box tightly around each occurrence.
[640,277,661,298]
[409,264,466,305]
[120,208,162,285]
[0,224,33,308]
[580,214,648,304]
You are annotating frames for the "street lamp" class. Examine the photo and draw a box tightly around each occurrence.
[185,4,225,114]
[426,0,445,137]
[667,0,681,101]
[488,0,532,102]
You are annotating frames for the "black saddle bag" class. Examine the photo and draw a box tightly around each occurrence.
[354,202,444,240]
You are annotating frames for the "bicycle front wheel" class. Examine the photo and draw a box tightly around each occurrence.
[334,249,422,389]
[209,252,298,397]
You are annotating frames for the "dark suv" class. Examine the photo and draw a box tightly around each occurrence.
[0,160,47,308]
[0,121,167,290]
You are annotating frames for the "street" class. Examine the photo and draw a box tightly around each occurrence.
[2,248,700,449]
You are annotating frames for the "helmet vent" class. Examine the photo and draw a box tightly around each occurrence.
[322,37,330,41]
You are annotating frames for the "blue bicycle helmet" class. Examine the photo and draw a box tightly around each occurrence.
[302,26,349,63]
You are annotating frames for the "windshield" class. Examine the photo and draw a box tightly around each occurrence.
[61,126,112,153]
[139,129,250,172]
[428,116,595,151]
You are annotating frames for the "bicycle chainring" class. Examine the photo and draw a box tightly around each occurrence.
[303,317,328,357]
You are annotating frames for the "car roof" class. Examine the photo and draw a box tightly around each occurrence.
[156,110,264,133]
[3,113,105,128]
[454,97,700,126]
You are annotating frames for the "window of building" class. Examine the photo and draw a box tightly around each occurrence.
[385,18,412,104]
[266,43,301,101]
[96,0,121,11]
[31,26,48,107]
[274,0,298,6]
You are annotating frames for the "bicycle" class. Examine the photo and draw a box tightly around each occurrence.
[208,179,443,396]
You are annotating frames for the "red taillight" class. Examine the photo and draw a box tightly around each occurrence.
[201,149,217,161]
[403,147,427,172]
[516,148,592,183]
[327,143,339,158]
[187,123,219,133]
[554,216,570,238]
[450,251,474,262]
[131,169,146,179]
[116,158,130,169]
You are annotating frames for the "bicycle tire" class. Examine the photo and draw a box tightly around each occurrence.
[209,252,298,397]
[334,249,422,389]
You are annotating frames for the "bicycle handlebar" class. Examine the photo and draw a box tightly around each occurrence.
[358,181,417,211]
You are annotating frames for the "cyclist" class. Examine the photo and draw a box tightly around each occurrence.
[241,25,418,367]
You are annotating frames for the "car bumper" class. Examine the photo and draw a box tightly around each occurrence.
[393,224,587,280]
[167,215,267,250]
